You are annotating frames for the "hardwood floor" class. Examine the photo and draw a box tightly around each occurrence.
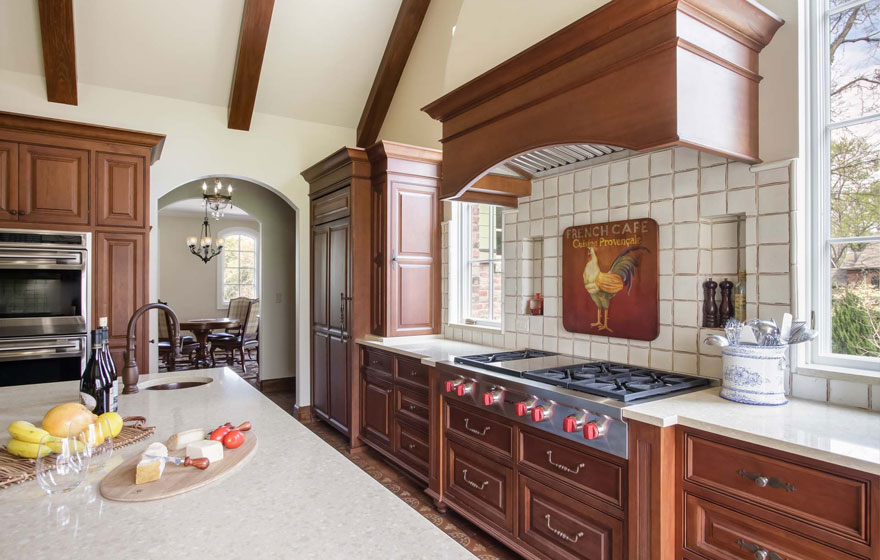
[263,387,519,560]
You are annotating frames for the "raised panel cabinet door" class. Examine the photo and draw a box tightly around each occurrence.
[311,332,329,420]
[362,373,392,450]
[94,232,146,372]
[0,142,18,222]
[96,152,145,227]
[311,224,330,419]
[328,335,349,433]
[327,220,350,333]
[388,181,437,335]
[19,144,89,225]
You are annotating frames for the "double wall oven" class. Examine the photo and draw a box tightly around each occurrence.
[0,230,89,387]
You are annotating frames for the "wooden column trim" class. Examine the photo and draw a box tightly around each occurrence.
[627,419,677,560]
[228,0,275,131]
[38,0,78,105]
[356,0,430,147]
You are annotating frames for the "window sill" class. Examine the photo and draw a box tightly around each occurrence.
[796,364,880,384]
[447,322,503,335]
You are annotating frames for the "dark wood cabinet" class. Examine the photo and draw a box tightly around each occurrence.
[94,231,147,373]
[366,141,441,337]
[361,370,393,451]
[18,144,89,225]
[0,141,18,220]
[96,151,145,228]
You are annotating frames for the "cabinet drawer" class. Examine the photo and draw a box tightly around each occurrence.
[312,187,350,224]
[520,430,624,508]
[361,373,392,451]
[446,439,514,533]
[394,355,429,389]
[684,433,869,541]
[394,420,428,477]
[519,475,623,560]
[684,493,860,560]
[446,401,513,458]
[362,347,392,375]
[395,384,428,426]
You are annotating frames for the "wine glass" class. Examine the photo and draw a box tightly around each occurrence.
[35,434,90,495]
[74,418,113,472]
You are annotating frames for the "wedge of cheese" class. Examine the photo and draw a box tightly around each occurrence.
[186,439,223,464]
[166,428,206,451]
[135,442,168,485]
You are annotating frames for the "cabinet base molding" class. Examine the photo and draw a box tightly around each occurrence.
[292,404,312,422]
[261,376,295,393]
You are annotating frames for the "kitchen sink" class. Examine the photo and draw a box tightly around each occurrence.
[141,376,213,391]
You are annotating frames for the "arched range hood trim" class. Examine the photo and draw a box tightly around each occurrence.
[422,0,784,201]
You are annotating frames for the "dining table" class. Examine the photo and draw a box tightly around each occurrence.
[180,318,240,368]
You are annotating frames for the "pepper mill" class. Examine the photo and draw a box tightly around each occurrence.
[719,278,735,325]
[702,278,719,328]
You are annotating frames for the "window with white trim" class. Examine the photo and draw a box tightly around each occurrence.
[453,203,504,328]
[218,229,259,308]
[808,0,880,370]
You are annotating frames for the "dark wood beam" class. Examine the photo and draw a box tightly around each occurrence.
[228,0,275,131]
[504,162,533,180]
[356,0,430,147]
[38,0,77,105]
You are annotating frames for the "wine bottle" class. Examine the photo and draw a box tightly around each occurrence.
[79,330,98,412]
[733,270,747,322]
[81,330,110,414]
[99,317,118,412]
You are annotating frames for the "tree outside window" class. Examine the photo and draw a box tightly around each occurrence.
[457,203,504,326]
[219,231,258,305]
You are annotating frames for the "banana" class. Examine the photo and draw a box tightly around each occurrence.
[7,420,57,444]
[6,438,51,459]
[47,439,85,453]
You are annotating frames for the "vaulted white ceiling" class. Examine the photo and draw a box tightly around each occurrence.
[0,0,402,128]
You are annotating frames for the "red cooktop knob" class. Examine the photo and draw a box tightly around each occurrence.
[515,402,528,416]
[456,382,473,397]
[584,422,600,440]
[531,407,544,422]
[482,392,494,406]
[444,380,455,393]
[562,416,578,433]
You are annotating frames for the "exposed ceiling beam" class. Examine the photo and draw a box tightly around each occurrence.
[38,0,77,105]
[228,0,275,131]
[356,0,430,148]
[504,162,533,180]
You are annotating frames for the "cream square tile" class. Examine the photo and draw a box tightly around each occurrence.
[652,200,674,225]
[574,169,590,191]
[652,325,672,349]
[630,203,650,219]
[674,147,699,171]
[757,165,789,185]
[745,216,757,245]
[699,250,713,275]
[516,332,530,347]
[659,275,673,299]
[673,326,698,352]
[544,196,558,217]
[699,355,722,378]
[650,350,673,371]
[829,379,869,408]
[591,209,609,223]
[791,374,828,402]
[558,193,574,215]
[700,223,712,249]
[675,249,698,274]
[610,184,628,207]
[544,176,558,197]
[673,352,698,374]
[530,219,544,237]
[531,180,544,200]
[700,192,727,217]
[529,315,544,335]
[610,160,629,185]
[700,152,727,167]
[674,276,698,301]
[573,212,590,226]
[711,222,739,248]
[609,207,628,221]
[630,179,649,203]
[758,214,789,244]
[517,222,530,239]
[674,223,699,249]
[531,199,544,220]
[674,170,698,197]
[659,300,673,324]
[573,339,589,358]
[592,164,610,187]
[557,214,573,234]
[759,183,789,214]
[630,346,650,367]
[712,248,738,275]
[591,187,609,210]
[542,237,558,257]
[727,188,757,215]
[590,341,609,360]
[574,191,590,214]
[650,150,672,176]
[609,344,628,363]
[557,338,573,355]
[659,249,674,275]
[630,155,650,180]
[873,385,880,411]
[744,245,757,272]
[651,175,673,200]
[700,165,726,192]
[758,245,789,274]
[758,274,790,304]
[674,196,698,222]
[558,173,574,194]
[673,300,698,326]
[518,202,530,222]
[727,162,756,188]
[659,224,673,249]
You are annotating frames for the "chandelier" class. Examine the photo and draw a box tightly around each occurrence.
[186,200,225,264]
[202,178,234,219]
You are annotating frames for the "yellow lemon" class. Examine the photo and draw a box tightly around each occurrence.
[97,412,123,438]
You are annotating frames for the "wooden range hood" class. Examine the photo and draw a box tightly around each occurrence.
[422,0,784,202]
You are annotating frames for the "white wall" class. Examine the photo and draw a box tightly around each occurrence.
[0,68,355,406]
[158,214,259,322]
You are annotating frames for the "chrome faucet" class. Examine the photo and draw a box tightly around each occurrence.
[121,302,179,394]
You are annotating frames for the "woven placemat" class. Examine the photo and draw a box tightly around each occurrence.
[0,416,156,489]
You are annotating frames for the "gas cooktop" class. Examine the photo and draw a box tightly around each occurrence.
[454,350,710,403]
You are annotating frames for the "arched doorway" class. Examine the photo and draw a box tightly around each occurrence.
[157,176,298,392]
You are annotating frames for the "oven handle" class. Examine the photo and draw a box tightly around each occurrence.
[0,342,82,361]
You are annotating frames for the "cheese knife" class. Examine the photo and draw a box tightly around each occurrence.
[145,455,210,470]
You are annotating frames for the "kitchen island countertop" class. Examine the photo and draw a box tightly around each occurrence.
[624,386,880,475]
[355,335,506,366]
[0,368,474,559]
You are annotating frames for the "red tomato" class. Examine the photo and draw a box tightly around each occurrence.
[223,430,245,449]
[210,426,231,442]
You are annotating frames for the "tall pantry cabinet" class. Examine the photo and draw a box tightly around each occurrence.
[303,141,441,446]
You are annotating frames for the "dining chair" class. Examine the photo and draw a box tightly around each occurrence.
[209,297,250,342]
[157,304,198,371]
[210,299,260,374]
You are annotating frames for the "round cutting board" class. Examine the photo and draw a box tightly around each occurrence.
[100,433,258,502]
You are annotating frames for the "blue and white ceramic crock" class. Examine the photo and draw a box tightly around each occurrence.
[719,345,788,406]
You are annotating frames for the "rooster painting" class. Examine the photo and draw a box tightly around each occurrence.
[582,245,650,333]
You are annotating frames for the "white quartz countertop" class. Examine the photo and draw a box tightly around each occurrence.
[0,368,474,560]
[624,387,880,475]
[355,335,506,366]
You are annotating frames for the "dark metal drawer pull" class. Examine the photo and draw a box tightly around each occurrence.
[545,514,583,543]
[410,369,420,377]
[407,443,417,450]
[736,538,785,560]
[463,418,490,436]
[461,469,488,490]
[546,450,585,474]
[407,404,418,411]
[737,469,795,492]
